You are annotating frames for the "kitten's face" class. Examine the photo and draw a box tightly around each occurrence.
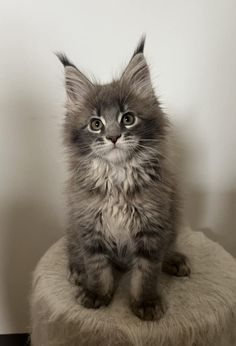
[87,104,140,163]
[59,38,167,164]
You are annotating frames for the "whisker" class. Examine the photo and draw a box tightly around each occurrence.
[139,139,164,142]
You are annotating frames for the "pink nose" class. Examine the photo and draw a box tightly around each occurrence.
[106,135,121,144]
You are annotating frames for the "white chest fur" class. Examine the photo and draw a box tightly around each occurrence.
[90,158,147,194]
[101,192,132,244]
[90,159,142,246]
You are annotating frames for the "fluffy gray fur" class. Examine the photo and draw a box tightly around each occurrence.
[57,37,190,321]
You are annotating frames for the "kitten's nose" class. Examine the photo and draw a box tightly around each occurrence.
[106,134,121,144]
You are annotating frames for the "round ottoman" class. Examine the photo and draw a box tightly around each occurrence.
[30,228,236,346]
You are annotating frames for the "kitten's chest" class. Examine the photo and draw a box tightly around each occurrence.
[100,173,139,238]
[91,160,144,242]
[90,158,146,195]
[98,194,137,271]
[101,191,134,242]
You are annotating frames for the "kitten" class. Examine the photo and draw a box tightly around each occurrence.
[57,37,190,321]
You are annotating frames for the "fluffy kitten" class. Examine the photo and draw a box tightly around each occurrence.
[57,37,190,321]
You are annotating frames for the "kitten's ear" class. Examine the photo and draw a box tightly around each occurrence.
[121,36,153,98]
[56,53,94,105]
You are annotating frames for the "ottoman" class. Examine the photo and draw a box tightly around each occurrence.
[31,227,236,345]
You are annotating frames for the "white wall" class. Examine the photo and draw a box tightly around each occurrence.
[0,0,235,333]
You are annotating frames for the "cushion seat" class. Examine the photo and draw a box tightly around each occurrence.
[31,227,236,346]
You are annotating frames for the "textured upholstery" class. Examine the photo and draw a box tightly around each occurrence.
[31,228,236,346]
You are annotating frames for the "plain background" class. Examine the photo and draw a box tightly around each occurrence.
[0,0,235,334]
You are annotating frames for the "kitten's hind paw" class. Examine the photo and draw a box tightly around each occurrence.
[76,288,112,309]
[162,251,191,277]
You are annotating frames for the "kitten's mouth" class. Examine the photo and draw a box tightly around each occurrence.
[109,145,122,152]
[94,140,135,163]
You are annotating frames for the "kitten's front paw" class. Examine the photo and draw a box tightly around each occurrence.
[77,288,112,309]
[162,251,191,277]
[130,295,166,321]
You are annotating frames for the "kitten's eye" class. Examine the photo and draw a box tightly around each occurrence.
[121,112,136,127]
[89,118,103,132]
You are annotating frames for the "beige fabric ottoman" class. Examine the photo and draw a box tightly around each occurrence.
[30,228,236,346]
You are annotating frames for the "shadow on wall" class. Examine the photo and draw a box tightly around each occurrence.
[186,189,236,256]
[2,201,63,332]
[1,79,65,332]
[174,125,236,257]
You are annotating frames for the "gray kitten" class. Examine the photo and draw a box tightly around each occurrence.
[57,37,190,321]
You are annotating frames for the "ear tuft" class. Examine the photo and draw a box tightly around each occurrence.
[132,35,146,58]
[56,52,77,69]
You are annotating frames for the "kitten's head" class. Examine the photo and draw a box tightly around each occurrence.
[58,37,168,165]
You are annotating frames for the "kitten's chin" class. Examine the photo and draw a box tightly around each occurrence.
[103,148,128,163]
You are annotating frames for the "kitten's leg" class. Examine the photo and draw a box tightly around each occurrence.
[130,258,166,321]
[77,236,114,309]
[130,231,167,321]
[78,254,114,309]
[67,242,86,286]
[162,251,191,277]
